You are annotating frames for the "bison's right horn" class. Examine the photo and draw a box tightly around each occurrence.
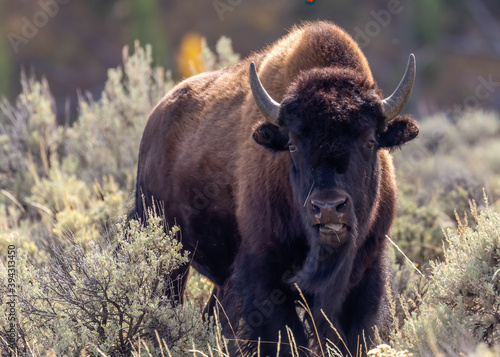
[381,54,416,123]
[249,62,281,127]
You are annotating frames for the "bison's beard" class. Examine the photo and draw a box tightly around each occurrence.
[290,223,358,294]
[288,224,358,352]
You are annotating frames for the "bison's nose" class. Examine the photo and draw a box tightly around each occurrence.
[309,196,349,224]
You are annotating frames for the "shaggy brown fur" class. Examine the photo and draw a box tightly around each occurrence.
[134,21,418,356]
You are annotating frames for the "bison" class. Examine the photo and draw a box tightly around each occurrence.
[134,21,419,356]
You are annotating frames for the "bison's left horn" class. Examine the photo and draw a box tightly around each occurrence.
[249,62,281,127]
[382,54,416,123]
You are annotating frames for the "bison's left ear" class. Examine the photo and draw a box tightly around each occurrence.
[252,122,289,151]
[379,115,419,148]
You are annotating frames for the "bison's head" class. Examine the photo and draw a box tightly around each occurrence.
[250,56,418,254]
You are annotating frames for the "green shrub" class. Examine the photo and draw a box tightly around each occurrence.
[434,170,485,222]
[0,42,174,262]
[393,110,500,206]
[0,74,63,206]
[390,110,500,320]
[456,110,500,146]
[471,141,500,176]
[390,201,500,356]
[392,182,449,267]
[29,165,127,245]
[0,213,217,356]
[201,36,241,71]
[65,41,174,190]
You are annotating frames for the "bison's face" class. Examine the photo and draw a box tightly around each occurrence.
[249,57,418,249]
[281,86,385,248]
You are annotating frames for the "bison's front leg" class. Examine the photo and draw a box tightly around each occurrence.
[222,252,309,357]
[339,260,389,355]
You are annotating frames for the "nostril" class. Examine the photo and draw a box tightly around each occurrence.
[310,202,321,215]
[335,198,348,212]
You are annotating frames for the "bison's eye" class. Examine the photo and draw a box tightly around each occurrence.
[289,144,298,153]
[366,140,375,150]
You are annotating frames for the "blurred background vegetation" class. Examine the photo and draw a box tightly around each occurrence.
[1,0,500,118]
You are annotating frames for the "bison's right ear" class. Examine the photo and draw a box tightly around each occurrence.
[252,122,289,151]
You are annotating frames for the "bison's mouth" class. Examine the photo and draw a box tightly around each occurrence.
[319,223,346,234]
[316,223,349,246]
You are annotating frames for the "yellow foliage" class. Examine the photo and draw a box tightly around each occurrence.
[177,32,204,77]
[52,209,99,243]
